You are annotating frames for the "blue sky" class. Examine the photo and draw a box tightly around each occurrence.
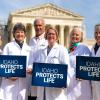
[0,0,100,39]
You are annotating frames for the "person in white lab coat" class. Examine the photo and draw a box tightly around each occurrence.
[91,24,100,100]
[29,18,47,49]
[28,18,47,100]
[0,35,3,55]
[33,26,70,100]
[67,26,92,100]
[0,35,3,90]
[0,23,31,100]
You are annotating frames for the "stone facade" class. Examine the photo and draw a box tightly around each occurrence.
[7,3,87,48]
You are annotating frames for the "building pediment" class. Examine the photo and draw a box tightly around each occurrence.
[11,3,83,19]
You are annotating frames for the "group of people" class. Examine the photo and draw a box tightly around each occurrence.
[0,17,99,100]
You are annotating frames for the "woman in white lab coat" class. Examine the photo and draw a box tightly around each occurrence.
[91,24,100,100]
[0,23,31,100]
[67,26,92,100]
[33,26,70,100]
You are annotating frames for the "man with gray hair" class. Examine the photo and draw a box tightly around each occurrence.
[28,18,47,100]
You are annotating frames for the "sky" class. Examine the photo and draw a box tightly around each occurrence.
[0,0,100,39]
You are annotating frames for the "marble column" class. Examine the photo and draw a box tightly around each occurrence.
[31,24,35,37]
[59,25,64,46]
[67,26,73,48]
[25,23,33,43]
[10,23,14,41]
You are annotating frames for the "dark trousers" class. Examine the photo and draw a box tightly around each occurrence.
[28,96,37,100]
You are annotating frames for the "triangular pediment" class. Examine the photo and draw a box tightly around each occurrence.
[11,3,83,19]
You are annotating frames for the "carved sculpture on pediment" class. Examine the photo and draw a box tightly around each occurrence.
[19,7,69,17]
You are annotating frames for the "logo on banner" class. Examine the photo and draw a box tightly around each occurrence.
[76,56,100,81]
[32,62,67,88]
[36,67,63,83]
[0,55,26,77]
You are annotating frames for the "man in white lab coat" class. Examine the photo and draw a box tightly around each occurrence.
[28,18,47,100]
[91,24,100,100]
[0,23,31,100]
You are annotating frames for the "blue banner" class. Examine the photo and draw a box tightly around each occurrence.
[32,62,68,88]
[0,55,26,77]
[76,56,100,81]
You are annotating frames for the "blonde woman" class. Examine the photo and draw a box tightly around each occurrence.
[34,27,70,100]
[67,26,92,100]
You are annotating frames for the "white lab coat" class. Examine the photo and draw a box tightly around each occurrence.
[29,33,47,53]
[0,49,2,89]
[67,43,92,100]
[0,40,31,100]
[91,44,100,100]
[29,34,48,96]
[34,43,70,100]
